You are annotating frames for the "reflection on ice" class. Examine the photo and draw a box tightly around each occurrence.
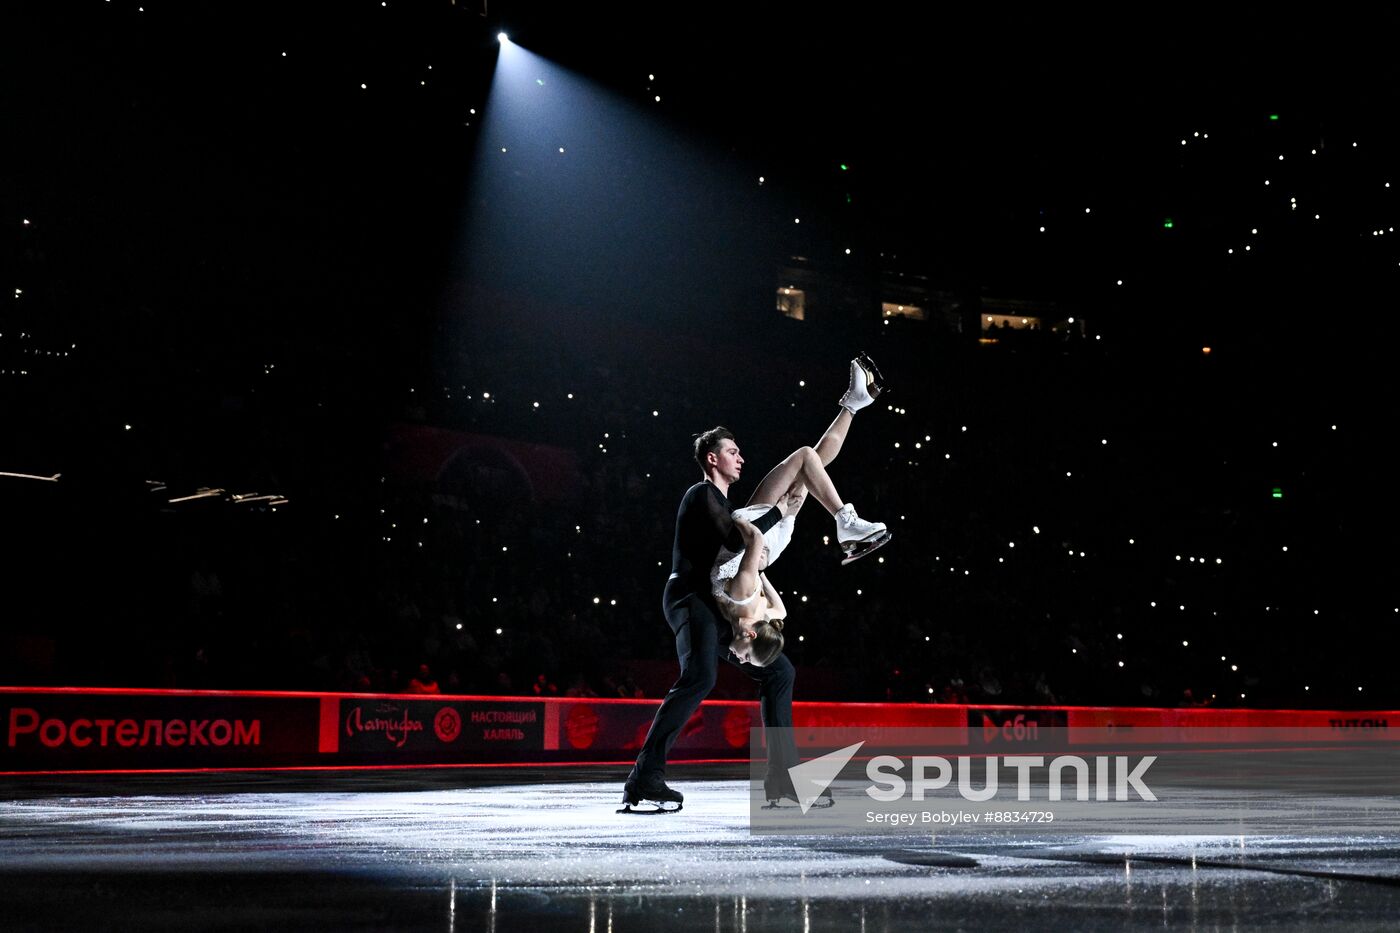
[3,778,1400,931]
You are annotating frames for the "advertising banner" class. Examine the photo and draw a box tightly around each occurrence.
[3,688,1396,775]
[2,691,319,771]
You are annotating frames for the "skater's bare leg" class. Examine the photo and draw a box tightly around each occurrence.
[814,409,853,466]
[746,446,843,515]
[776,480,810,518]
[745,354,885,522]
[743,444,887,562]
[761,409,852,520]
[747,404,853,515]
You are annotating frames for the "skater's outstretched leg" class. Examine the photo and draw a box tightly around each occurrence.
[749,401,852,523]
[825,351,886,462]
[741,354,890,561]
[762,404,852,518]
[745,445,887,558]
[747,352,884,514]
[814,408,853,468]
[746,446,841,516]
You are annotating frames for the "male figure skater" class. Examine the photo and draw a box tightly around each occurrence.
[619,355,886,812]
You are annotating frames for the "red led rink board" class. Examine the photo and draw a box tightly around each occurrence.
[1,686,1396,774]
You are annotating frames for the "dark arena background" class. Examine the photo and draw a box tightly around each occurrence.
[4,4,1400,931]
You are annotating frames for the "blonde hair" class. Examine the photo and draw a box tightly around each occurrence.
[749,617,785,667]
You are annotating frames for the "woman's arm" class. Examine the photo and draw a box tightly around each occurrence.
[727,518,766,606]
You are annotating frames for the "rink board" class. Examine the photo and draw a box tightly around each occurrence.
[1,686,1394,773]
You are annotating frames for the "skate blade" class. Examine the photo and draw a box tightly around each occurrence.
[617,802,683,814]
[841,532,892,565]
[763,796,835,810]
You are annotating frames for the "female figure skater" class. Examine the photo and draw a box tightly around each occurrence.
[713,351,892,668]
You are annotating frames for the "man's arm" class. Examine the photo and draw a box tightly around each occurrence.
[703,485,782,550]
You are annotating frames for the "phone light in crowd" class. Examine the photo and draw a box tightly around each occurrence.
[498,32,509,43]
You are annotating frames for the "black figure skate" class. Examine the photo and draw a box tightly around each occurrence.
[618,773,684,814]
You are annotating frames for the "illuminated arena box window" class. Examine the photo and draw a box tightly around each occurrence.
[982,313,1041,332]
[777,287,805,320]
[881,302,926,321]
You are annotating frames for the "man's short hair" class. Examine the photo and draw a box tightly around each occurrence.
[694,426,735,471]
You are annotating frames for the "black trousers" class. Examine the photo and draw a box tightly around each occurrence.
[629,577,799,792]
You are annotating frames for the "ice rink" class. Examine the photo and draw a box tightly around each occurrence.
[4,765,1400,931]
